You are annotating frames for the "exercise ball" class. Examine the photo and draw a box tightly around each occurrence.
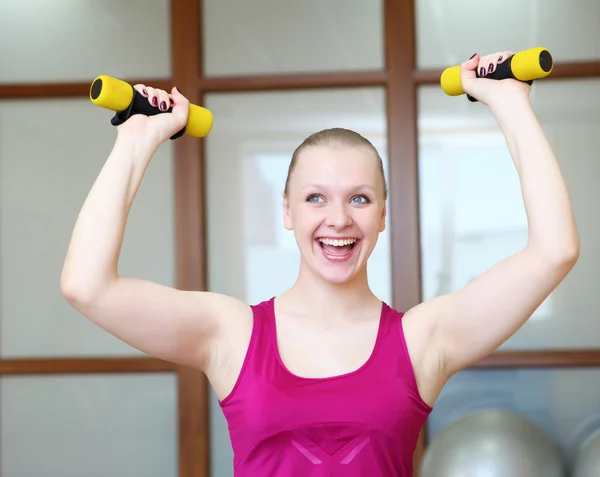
[420,409,566,477]
[573,429,600,477]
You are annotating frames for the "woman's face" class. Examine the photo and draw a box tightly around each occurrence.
[283,143,387,285]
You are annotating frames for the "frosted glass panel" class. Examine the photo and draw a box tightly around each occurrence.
[204,88,390,477]
[0,373,177,477]
[202,0,384,76]
[416,0,600,68]
[417,79,600,350]
[0,0,171,83]
[0,99,175,356]
[426,368,600,470]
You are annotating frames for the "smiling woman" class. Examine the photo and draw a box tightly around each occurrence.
[60,50,579,477]
[281,127,388,285]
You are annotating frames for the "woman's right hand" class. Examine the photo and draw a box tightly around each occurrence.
[116,84,190,152]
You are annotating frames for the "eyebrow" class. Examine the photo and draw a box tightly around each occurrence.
[300,183,377,193]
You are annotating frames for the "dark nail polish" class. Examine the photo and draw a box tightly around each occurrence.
[470,53,477,59]
[152,97,158,107]
[175,86,182,94]
[498,56,503,62]
[160,101,167,111]
[488,64,494,73]
[480,67,486,77]
[142,89,148,96]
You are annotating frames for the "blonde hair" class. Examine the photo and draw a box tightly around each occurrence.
[284,128,388,199]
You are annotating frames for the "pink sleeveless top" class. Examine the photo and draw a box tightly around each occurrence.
[219,298,432,476]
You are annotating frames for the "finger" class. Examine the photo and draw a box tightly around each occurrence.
[497,51,513,64]
[169,86,190,124]
[478,54,494,77]
[486,51,506,75]
[463,53,479,70]
[170,86,190,112]
[170,86,188,104]
[478,60,487,77]
[460,53,480,81]
[144,86,160,108]
[155,89,171,112]
[487,50,513,74]
[133,84,149,97]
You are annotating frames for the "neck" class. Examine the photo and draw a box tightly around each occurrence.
[280,261,380,321]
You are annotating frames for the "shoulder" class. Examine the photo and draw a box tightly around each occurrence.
[216,295,276,341]
[398,299,439,344]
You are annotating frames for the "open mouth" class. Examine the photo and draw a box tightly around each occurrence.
[317,237,359,258]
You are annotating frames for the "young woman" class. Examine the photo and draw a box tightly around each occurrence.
[61,52,579,476]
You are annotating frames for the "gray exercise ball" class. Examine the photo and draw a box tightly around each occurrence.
[573,429,600,477]
[420,409,566,477]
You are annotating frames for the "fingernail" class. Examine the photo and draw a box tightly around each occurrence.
[175,86,182,94]
[151,97,158,107]
[498,56,503,62]
[142,89,148,96]
[488,64,494,73]
[480,67,486,76]
[470,53,477,59]
[160,101,167,111]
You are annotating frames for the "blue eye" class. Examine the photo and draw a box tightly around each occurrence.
[351,195,370,204]
[306,194,324,203]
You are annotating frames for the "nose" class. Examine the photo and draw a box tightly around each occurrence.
[325,202,353,229]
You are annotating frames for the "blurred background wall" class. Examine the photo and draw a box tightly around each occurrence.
[1,1,599,476]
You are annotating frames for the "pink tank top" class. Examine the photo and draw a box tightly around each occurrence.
[219,298,432,476]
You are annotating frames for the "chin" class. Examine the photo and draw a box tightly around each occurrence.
[317,269,360,285]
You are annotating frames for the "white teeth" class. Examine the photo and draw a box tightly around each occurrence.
[319,238,357,247]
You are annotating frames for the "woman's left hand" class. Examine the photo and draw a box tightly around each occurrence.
[461,52,532,108]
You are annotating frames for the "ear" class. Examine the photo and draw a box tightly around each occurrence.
[379,203,386,233]
[283,194,293,230]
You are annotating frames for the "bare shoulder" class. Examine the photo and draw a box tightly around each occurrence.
[206,292,254,360]
[203,291,254,324]
[400,298,449,407]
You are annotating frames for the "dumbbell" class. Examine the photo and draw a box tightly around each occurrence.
[90,75,213,139]
[440,47,554,102]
